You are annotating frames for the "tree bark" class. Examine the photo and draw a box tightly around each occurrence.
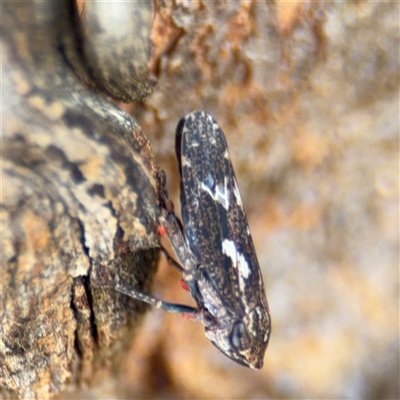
[1,2,160,398]
[2,1,399,399]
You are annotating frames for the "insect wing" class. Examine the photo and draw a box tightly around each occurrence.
[176,111,269,325]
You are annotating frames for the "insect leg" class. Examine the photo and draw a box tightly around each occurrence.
[157,170,197,274]
[158,212,198,273]
[113,283,199,316]
[93,277,200,317]
[157,236,185,273]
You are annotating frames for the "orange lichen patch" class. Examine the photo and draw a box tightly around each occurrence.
[16,210,53,280]
[226,0,255,49]
[276,0,305,35]
[131,219,147,238]
[23,210,51,255]
[291,129,329,172]
[149,5,185,75]
[189,24,214,82]
[79,157,106,182]
[27,95,65,121]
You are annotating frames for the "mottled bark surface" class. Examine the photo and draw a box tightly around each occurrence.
[1,1,399,400]
[127,1,399,399]
[1,2,161,399]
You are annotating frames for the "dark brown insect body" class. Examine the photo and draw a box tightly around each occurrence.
[112,111,271,369]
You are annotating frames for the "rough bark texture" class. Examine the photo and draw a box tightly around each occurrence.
[1,1,399,399]
[127,1,399,399]
[1,2,161,399]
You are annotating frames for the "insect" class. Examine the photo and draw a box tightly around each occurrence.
[114,111,271,369]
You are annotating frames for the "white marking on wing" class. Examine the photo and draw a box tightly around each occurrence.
[264,326,270,342]
[216,182,230,210]
[222,239,237,264]
[222,239,250,279]
[222,239,251,313]
[238,252,250,279]
[200,182,215,200]
[233,178,243,208]
[182,155,191,167]
[200,177,230,210]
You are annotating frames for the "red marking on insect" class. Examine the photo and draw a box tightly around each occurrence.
[179,279,189,291]
[182,313,196,320]
[157,226,167,236]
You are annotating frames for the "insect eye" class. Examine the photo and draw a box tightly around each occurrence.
[230,321,251,350]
